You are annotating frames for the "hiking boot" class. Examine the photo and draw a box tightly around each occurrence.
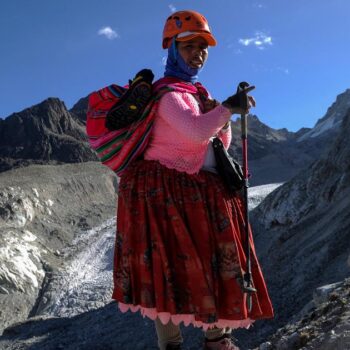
[203,334,240,350]
[166,343,182,350]
[105,69,154,130]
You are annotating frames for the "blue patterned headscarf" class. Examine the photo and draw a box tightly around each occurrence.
[164,38,202,83]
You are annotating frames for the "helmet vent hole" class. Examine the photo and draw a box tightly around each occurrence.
[185,16,191,21]
[167,16,172,21]
[173,16,180,20]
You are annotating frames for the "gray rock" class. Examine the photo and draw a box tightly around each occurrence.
[0,162,117,334]
[313,282,343,306]
[258,341,272,350]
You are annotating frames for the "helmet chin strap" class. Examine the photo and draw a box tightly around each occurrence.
[164,37,201,83]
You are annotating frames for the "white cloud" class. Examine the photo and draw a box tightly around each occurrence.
[252,63,290,75]
[277,67,290,74]
[169,4,177,13]
[239,38,254,46]
[238,32,273,49]
[98,26,119,40]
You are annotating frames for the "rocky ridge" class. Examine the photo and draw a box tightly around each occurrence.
[247,107,350,346]
[226,89,350,186]
[229,113,339,186]
[0,98,97,173]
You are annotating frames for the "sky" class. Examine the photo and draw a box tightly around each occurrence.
[1,0,349,131]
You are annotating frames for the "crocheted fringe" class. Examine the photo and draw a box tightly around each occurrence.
[118,302,254,331]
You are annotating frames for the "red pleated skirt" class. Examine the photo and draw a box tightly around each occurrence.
[112,160,274,329]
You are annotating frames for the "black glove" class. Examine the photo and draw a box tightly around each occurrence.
[222,82,255,113]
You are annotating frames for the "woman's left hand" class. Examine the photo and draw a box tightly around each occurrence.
[203,99,220,112]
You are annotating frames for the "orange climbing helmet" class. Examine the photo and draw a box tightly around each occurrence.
[162,10,217,49]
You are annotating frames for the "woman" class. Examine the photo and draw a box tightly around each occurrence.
[112,10,274,350]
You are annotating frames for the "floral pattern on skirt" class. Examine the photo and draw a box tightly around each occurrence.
[112,160,274,328]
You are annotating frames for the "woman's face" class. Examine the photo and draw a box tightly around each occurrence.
[177,37,209,69]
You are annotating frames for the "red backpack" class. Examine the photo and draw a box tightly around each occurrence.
[86,76,173,176]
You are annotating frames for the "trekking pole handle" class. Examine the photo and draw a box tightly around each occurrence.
[237,81,250,138]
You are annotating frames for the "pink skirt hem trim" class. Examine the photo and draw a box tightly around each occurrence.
[118,302,254,331]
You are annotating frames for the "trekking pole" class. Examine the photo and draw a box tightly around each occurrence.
[238,81,257,313]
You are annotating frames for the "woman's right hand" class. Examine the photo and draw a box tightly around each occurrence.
[222,85,256,115]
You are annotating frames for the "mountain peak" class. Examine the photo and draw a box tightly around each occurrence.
[69,95,89,124]
[298,89,350,141]
[0,97,96,172]
[9,97,68,118]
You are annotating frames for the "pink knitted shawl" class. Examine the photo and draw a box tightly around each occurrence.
[144,77,232,174]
